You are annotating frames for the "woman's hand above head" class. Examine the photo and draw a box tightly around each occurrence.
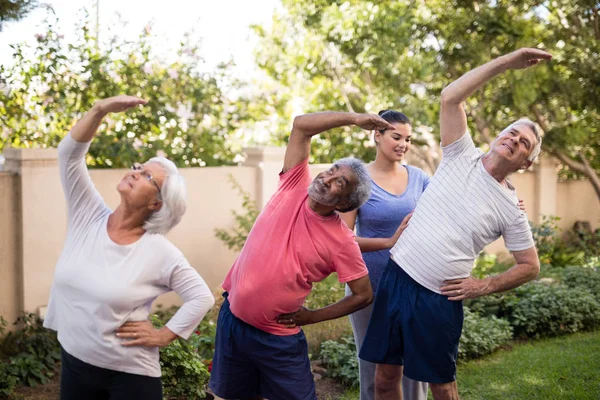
[71,95,148,143]
[115,320,178,348]
[94,95,148,115]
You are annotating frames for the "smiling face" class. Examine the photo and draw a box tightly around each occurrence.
[491,123,538,171]
[117,161,166,210]
[308,164,358,209]
[374,122,412,162]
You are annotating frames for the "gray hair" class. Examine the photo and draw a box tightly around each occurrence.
[334,157,372,213]
[143,157,187,234]
[502,118,542,162]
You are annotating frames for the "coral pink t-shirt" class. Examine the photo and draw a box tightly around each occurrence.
[222,159,368,335]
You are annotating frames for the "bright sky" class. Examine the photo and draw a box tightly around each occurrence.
[0,0,280,79]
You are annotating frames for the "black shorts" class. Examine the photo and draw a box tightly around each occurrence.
[60,346,162,400]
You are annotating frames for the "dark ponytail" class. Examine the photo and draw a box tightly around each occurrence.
[378,110,411,126]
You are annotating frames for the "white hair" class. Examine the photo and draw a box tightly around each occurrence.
[143,157,187,234]
[334,157,372,212]
[502,118,543,162]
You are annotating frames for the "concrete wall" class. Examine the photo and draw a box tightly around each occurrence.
[0,145,599,324]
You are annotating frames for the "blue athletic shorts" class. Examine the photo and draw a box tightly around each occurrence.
[209,293,317,400]
[359,259,463,384]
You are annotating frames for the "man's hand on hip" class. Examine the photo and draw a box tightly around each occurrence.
[440,276,490,301]
[276,307,315,329]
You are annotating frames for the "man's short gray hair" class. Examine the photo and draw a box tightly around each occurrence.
[334,157,372,213]
[143,157,187,234]
[503,118,543,162]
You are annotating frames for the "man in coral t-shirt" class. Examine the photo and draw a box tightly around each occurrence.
[209,111,395,400]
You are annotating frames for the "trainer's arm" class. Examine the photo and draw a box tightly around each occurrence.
[441,247,540,301]
[276,275,373,328]
[340,211,414,253]
[283,112,394,173]
[440,48,551,147]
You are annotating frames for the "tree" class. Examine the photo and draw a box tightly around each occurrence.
[0,0,37,31]
[0,11,257,168]
[253,0,600,200]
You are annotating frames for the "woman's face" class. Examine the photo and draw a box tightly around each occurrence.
[374,122,412,162]
[117,162,165,210]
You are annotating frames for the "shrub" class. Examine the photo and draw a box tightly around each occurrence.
[561,266,600,301]
[458,308,513,361]
[319,336,358,386]
[0,314,60,397]
[505,282,600,339]
[530,216,587,267]
[151,315,211,400]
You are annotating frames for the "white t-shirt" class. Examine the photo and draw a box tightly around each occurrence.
[390,132,534,294]
[44,133,215,377]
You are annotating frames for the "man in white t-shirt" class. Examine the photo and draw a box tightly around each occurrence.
[359,48,552,400]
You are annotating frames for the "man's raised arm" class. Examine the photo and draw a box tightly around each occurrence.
[283,112,394,173]
[439,48,552,147]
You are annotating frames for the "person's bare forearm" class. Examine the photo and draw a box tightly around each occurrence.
[356,236,393,253]
[309,291,373,324]
[441,56,509,105]
[482,262,540,295]
[292,112,358,138]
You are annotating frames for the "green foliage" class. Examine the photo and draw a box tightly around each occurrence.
[458,308,513,361]
[151,315,210,400]
[471,253,512,279]
[254,0,600,194]
[0,0,37,31]
[0,11,258,168]
[505,282,600,339]
[214,176,260,252]
[319,336,358,387]
[0,313,60,397]
[304,274,345,310]
[530,215,590,267]
[561,266,600,302]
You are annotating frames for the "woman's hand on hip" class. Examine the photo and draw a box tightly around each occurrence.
[116,320,177,348]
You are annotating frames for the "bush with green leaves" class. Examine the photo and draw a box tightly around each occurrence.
[151,315,211,400]
[319,336,358,387]
[560,266,600,301]
[530,216,587,268]
[458,308,513,361]
[505,282,600,339]
[0,313,60,397]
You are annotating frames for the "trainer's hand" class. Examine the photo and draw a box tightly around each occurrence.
[95,95,148,115]
[518,199,526,212]
[116,320,176,348]
[276,307,315,329]
[502,48,552,70]
[440,276,489,301]
[388,212,413,248]
[353,113,396,131]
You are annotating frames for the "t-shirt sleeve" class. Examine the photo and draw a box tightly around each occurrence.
[332,239,369,283]
[163,258,215,340]
[441,131,479,161]
[502,213,535,252]
[58,133,109,229]
[278,158,312,192]
[422,170,431,192]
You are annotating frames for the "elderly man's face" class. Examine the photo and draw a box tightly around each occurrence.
[308,164,357,208]
[491,124,537,170]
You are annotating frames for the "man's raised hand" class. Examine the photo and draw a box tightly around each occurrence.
[354,114,396,131]
[502,48,552,70]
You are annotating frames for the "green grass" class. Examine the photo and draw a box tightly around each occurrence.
[341,331,600,400]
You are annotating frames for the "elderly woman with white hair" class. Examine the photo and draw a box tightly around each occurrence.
[43,95,215,400]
